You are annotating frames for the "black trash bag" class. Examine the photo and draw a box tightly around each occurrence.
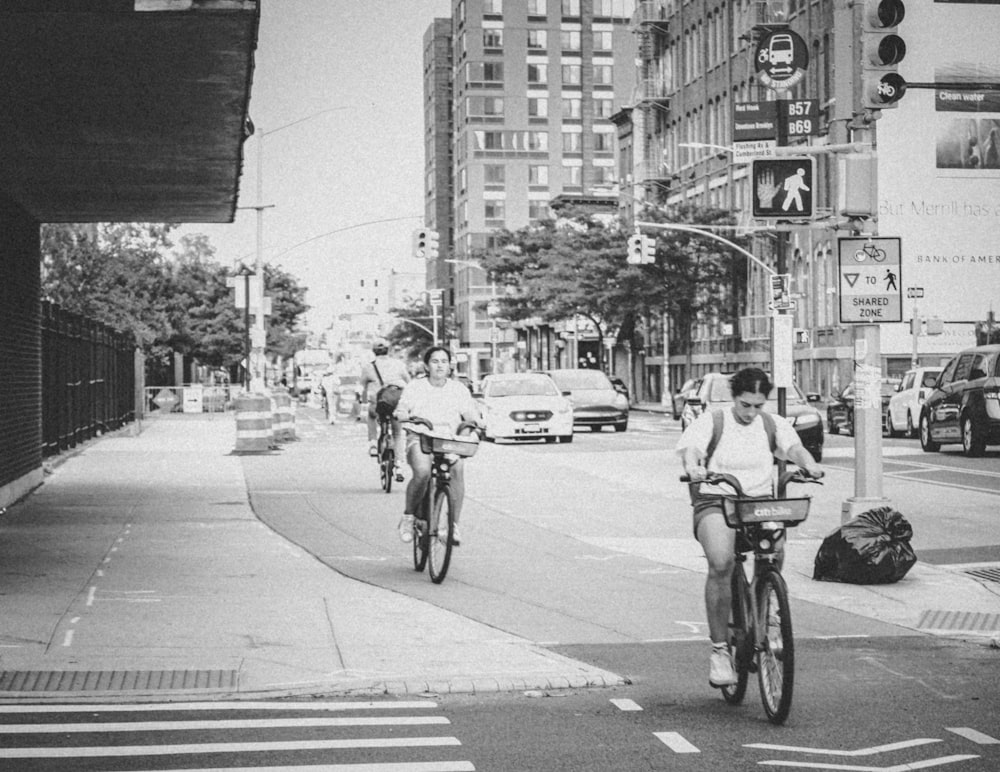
[813,506,917,584]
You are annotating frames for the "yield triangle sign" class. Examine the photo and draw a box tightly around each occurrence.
[844,272,860,288]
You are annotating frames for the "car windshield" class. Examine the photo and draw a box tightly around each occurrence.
[548,370,612,390]
[485,377,560,398]
[707,376,807,404]
[921,370,942,388]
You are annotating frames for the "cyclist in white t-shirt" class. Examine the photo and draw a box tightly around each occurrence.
[360,341,410,477]
[394,346,481,546]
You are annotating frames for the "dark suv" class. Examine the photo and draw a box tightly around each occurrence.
[919,344,1000,457]
[680,372,824,461]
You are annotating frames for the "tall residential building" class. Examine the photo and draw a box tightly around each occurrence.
[424,0,638,378]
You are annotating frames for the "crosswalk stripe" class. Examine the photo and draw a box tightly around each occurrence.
[0,700,437,713]
[1,736,463,759]
[946,727,1000,744]
[0,716,450,732]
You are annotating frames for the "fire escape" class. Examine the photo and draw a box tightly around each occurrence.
[632,1,673,203]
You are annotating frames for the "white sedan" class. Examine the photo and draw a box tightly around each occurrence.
[478,373,574,443]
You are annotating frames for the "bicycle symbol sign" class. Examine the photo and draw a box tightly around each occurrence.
[838,237,902,324]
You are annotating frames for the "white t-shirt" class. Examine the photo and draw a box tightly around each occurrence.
[675,408,801,497]
[398,377,479,435]
[361,356,410,401]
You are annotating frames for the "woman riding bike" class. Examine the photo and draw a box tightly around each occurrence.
[393,346,482,546]
[676,367,822,689]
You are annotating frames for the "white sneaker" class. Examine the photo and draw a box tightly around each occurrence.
[450,523,461,546]
[369,441,378,458]
[709,646,737,688]
[394,464,404,483]
[398,514,414,543]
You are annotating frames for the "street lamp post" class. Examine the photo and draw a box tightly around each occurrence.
[235,264,254,391]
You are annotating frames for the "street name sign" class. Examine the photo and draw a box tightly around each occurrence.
[838,237,903,324]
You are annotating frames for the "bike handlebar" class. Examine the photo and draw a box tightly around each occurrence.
[680,469,823,496]
[402,416,484,439]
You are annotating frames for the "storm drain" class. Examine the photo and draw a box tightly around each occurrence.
[0,669,238,693]
[917,610,1000,633]
[965,566,1000,584]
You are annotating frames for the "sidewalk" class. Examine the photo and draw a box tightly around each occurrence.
[0,409,996,704]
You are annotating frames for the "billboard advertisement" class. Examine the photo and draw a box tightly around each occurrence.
[877,0,1000,324]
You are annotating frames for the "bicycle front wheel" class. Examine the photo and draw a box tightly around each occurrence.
[756,569,794,724]
[722,563,751,705]
[427,485,454,584]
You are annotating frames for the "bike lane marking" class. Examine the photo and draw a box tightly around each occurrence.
[946,728,1000,744]
[655,732,700,753]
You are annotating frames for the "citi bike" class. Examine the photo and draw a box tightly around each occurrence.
[402,417,481,584]
[375,412,401,493]
[682,468,822,724]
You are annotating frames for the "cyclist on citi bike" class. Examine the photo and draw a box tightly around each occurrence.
[360,340,410,481]
[677,367,823,689]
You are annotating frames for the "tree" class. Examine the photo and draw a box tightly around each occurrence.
[385,301,436,360]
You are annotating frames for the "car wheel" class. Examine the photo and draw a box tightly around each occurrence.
[919,413,940,452]
[905,413,916,439]
[544,436,557,444]
[961,416,987,457]
[558,434,573,444]
[886,412,901,438]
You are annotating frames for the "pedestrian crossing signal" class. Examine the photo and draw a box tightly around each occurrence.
[751,157,815,219]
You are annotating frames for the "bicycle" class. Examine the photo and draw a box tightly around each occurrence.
[682,468,822,724]
[375,413,401,493]
[402,417,481,584]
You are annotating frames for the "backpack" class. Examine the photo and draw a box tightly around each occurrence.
[704,408,777,467]
[372,363,403,419]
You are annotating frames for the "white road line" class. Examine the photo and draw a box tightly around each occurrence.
[757,755,979,770]
[116,765,475,772]
[61,630,74,647]
[0,700,439,713]
[746,739,941,756]
[86,586,96,606]
[1,736,462,759]
[0,716,451,733]
[655,732,700,753]
[610,699,642,711]
[946,727,1000,744]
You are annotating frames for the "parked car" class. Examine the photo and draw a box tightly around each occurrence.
[544,368,629,432]
[886,366,943,438]
[672,377,698,420]
[681,372,824,461]
[609,376,630,402]
[477,373,573,443]
[826,380,898,437]
[919,344,1000,457]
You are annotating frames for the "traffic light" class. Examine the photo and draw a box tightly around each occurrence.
[627,233,644,264]
[860,0,907,110]
[413,228,440,259]
[751,157,815,219]
[642,234,656,263]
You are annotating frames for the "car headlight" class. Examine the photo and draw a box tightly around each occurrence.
[614,393,628,409]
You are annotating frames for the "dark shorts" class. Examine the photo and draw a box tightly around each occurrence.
[691,492,726,539]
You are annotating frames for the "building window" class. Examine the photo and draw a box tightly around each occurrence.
[561,30,581,51]
[594,0,634,16]
[483,0,502,14]
[527,131,548,151]
[562,63,581,85]
[476,131,504,150]
[483,28,503,48]
[593,165,615,185]
[527,0,546,15]
[593,31,613,51]
[468,96,504,116]
[528,63,547,85]
[528,164,549,185]
[485,200,505,220]
[562,163,582,185]
[594,131,613,151]
[529,200,550,220]
[484,164,505,184]
[528,97,548,117]
[564,97,582,119]
[458,167,468,192]
[593,64,613,85]
[594,96,614,118]
[467,61,504,83]
[563,132,582,152]
[527,29,547,50]
[562,0,580,15]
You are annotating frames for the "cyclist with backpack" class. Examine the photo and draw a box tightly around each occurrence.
[676,367,822,689]
[360,341,410,479]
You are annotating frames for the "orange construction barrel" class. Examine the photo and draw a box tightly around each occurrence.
[233,393,273,453]
[270,387,295,442]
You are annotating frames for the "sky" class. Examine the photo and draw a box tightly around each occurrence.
[177,1,453,332]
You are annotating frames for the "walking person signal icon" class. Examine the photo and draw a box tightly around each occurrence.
[751,157,815,219]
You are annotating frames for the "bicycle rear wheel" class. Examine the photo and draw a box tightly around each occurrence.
[756,569,794,724]
[427,485,454,584]
[722,563,751,705]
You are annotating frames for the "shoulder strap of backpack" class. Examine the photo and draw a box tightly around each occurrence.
[704,408,777,466]
[372,362,384,385]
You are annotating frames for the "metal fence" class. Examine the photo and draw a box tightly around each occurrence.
[41,301,138,457]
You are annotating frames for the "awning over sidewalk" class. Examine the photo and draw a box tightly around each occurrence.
[0,0,259,223]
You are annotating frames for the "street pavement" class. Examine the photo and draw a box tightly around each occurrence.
[0,401,996,704]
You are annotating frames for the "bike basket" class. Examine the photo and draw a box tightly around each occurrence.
[419,434,480,458]
[723,497,811,527]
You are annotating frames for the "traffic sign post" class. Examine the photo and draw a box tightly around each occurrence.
[837,236,902,324]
